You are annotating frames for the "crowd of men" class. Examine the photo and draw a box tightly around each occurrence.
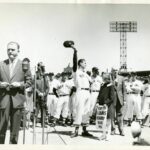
[0,41,150,144]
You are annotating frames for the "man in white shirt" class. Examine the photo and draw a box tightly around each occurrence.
[67,75,76,126]
[142,78,150,126]
[125,73,143,122]
[47,73,59,123]
[124,74,133,126]
[89,67,102,124]
[51,72,74,127]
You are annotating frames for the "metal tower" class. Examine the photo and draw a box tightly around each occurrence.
[110,21,137,72]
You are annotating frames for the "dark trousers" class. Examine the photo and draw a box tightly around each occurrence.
[116,101,124,132]
[108,104,116,131]
[0,98,23,144]
[36,100,46,127]
[111,100,124,133]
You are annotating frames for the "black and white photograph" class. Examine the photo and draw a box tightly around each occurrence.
[0,0,150,147]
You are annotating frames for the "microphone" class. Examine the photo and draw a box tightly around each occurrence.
[22,63,30,73]
[22,58,30,73]
[63,41,75,48]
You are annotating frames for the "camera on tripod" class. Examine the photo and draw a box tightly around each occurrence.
[37,62,45,74]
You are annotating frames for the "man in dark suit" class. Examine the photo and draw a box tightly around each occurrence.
[35,62,49,127]
[0,42,32,144]
[111,69,125,136]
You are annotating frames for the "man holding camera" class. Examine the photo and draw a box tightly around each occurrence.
[0,42,32,144]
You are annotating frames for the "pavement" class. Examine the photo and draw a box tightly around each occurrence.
[4,123,150,145]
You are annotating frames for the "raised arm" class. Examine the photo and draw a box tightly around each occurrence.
[73,49,77,72]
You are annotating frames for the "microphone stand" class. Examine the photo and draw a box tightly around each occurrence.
[42,79,45,145]
[23,107,26,144]
[42,72,47,144]
[22,66,30,144]
[33,67,37,144]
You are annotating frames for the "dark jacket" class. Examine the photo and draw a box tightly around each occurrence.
[113,75,125,106]
[97,82,116,119]
[36,74,49,101]
[97,82,115,106]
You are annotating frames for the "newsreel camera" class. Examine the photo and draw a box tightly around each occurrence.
[37,62,46,75]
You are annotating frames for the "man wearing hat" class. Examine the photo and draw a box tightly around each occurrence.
[125,72,143,123]
[51,72,74,127]
[124,73,133,126]
[55,73,61,81]
[47,72,58,123]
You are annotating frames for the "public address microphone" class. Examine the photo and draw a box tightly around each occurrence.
[22,58,30,73]
[63,41,75,48]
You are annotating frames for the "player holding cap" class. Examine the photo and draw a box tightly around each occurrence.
[71,47,93,138]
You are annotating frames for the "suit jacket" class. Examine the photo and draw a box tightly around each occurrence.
[36,73,49,101]
[0,59,32,109]
[113,75,125,106]
[97,82,115,106]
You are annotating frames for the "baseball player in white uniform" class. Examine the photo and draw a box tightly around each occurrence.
[124,74,133,125]
[89,67,102,123]
[142,78,150,126]
[125,73,143,122]
[24,87,33,128]
[67,76,76,125]
[47,73,59,122]
[71,48,93,138]
[51,72,74,127]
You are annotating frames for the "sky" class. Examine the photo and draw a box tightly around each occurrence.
[0,4,150,74]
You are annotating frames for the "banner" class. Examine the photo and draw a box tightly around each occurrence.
[96,105,108,132]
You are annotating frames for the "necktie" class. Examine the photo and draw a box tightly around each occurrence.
[115,81,118,87]
[10,61,14,78]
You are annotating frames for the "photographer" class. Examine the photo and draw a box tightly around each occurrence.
[35,62,49,127]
